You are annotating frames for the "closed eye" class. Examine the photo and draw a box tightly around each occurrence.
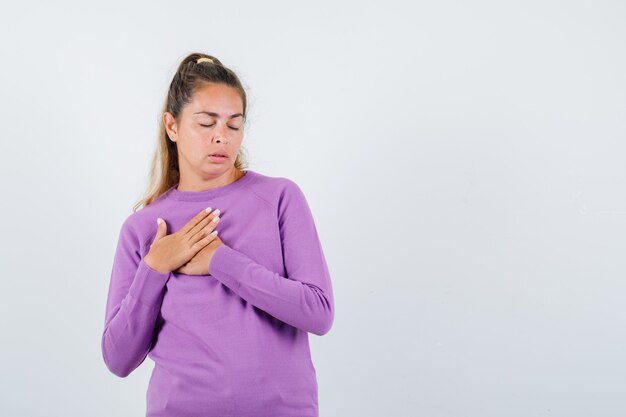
[200,123,240,131]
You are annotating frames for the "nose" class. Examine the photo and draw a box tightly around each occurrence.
[212,125,228,143]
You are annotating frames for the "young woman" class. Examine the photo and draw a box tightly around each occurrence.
[101,53,335,417]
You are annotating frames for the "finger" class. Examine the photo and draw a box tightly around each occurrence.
[193,211,220,242]
[154,217,168,240]
[183,208,221,239]
[191,229,219,252]
[187,209,221,242]
[188,214,221,247]
[179,207,215,235]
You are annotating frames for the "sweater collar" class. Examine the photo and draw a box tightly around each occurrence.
[166,170,255,201]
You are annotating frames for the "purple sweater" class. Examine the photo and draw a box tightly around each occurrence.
[101,170,335,417]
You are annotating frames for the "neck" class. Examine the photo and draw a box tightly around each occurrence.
[177,167,243,192]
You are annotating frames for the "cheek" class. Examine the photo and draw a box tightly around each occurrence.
[230,131,244,145]
[177,136,206,160]
[187,126,205,141]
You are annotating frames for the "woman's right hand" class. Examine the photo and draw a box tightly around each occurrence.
[143,207,221,274]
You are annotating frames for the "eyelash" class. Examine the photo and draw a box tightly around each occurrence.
[200,124,240,131]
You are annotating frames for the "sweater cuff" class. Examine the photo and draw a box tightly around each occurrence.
[128,258,171,309]
[208,244,245,292]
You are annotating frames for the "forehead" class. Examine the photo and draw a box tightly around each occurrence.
[189,83,243,117]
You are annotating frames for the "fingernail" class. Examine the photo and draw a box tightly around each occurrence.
[205,206,212,213]
[157,218,162,224]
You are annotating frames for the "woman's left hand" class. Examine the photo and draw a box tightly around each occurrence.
[174,235,225,275]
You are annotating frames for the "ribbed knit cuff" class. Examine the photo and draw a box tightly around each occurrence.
[128,258,171,309]
[208,244,244,292]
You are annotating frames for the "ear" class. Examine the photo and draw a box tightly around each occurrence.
[163,111,178,142]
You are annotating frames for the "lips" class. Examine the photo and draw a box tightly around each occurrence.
[209,153,227,157]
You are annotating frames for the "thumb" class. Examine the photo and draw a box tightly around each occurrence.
[155,217,168,240]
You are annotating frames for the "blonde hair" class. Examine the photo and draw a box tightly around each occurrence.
[132,52,250,212]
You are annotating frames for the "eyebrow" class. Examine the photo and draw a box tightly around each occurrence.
[193,111,243,119]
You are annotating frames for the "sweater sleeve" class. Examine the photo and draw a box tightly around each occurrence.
[208,180,335,336]
[101,217,171,377]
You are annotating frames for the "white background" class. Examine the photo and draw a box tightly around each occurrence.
[1,1,625,416]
